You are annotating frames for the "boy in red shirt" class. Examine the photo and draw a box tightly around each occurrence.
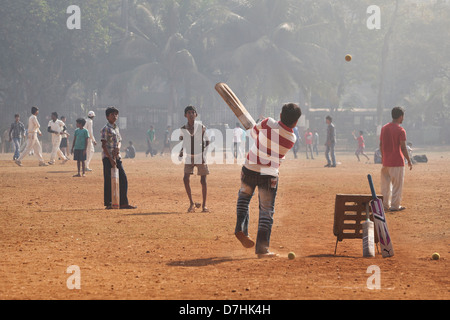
[379,107,413,212]
[304,128,314,159]
[352,130,370,162]
[234,103,301,258]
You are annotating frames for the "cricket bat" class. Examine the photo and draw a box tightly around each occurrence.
[362,203,375,258]
[111,165,120,209]
[367,174,394,258]
[215,83,256,130]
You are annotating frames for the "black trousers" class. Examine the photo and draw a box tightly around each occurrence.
[103,157,129,207]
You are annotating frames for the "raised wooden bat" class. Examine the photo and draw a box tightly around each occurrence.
[215,83,256,130]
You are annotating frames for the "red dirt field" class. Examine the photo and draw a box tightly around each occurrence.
[0,148,448,300]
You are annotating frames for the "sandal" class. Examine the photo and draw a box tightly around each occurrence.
[120,204,137,209]
[235,231,255,248]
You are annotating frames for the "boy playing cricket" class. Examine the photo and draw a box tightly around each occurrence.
[179,106,210,213]
[352,130,370,162]
[9,114,26,161]
[234,103,301,258]
[71,118,90,177]
[15,106,48,167]
[324,115,336,167]
[85,111,97,171]
[101,107,136,210]
[304,128,314,159]
[59,116,70,157]
[48,112,70,165]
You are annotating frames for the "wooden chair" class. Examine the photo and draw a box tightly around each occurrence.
[333,194,382,255]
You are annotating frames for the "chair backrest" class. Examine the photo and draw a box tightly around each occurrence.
[333,194,381,243]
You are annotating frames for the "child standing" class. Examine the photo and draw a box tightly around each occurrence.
[9,114,26,161]
[85,111,97,171]
[48,112,70,165]
[179,106,210,213]
[313,129,319,156]
[71,118,90,177]
[146,125,156,157]
[59,116,70,157]
[101,107,136,210]
[160,126,172,155]
[352,130,370,162]
[234,103,301,258]
[304,128,314,159]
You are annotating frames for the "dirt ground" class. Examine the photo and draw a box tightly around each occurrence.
[0,147,448,300]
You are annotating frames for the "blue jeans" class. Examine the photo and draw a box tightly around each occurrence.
[235,167,278,254]
[12,137,21,160]
[325,142,336,166]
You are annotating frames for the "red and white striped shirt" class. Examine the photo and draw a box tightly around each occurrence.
[245,118,296,177]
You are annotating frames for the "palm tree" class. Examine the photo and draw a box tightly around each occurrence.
[99,0,224,126]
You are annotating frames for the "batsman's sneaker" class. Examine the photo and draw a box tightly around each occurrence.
[39,162,49,167]
[257,251,280,259]
[390,206,406,212]
[235,231,255,248]
[15,160,22,167]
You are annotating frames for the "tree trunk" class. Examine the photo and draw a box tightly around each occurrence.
[122,0,129,34]
[168,83,177,126]
[376,0,399,132]
[259,91,267,120]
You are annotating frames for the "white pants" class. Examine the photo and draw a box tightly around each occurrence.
[18,133,44,163]
[86,139,95,168]
[380,166,405,210]
[49,134,67,163]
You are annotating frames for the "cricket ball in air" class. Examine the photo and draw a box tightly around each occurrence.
[431,253,440,260]
[345,54,352,62]
[288,252,296,260]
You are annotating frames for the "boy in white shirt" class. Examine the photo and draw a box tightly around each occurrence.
[15,106,47,167]
[47,112,69,165]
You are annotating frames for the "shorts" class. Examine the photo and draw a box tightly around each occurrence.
[356,146,365,155]
[184,163,209,176]
[73,149,86,161]
[60,138,67,148]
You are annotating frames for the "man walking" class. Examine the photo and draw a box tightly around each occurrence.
[85,111,97,171]
[47,112,69,165]
[15,106,48,167]
[379,106,413,212]
[9,114,26,161]
[324,116,336,167]
[146,125,156,157]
